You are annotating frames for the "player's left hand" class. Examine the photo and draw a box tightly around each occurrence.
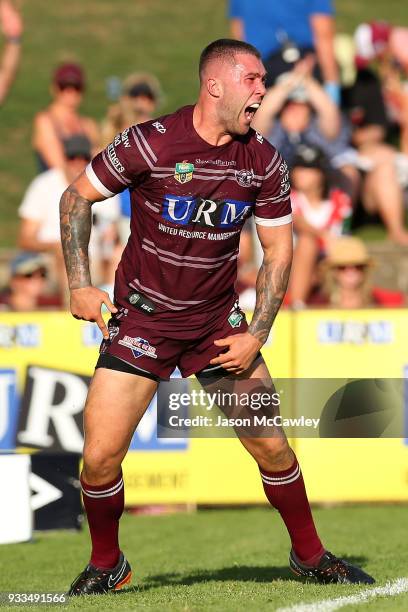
[210,332,262,375]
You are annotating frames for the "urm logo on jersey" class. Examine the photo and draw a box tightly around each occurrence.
[162,195,253,229]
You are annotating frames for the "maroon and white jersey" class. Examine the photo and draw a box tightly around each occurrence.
[86,105,291,327]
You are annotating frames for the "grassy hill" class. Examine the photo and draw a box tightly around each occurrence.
[0,0,407,246]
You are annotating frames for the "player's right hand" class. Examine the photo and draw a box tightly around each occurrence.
[70,286,118,340]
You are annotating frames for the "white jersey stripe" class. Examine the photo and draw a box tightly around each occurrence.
[129,283,189,310]
[265,157,283,181]
[143,239,237,262]
[130,128,154,170]
[86,163,115,198]
[154,166,264,180]
[254,213,292,226]
[150,172,262,187]
[130,278,205,305]
[144,200,161,213]
[135,125,157,163]
[256,196,290,207]
[142,244,238,269]
[265,150,279,174]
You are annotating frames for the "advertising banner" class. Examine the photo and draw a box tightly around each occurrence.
[1,309,407,503]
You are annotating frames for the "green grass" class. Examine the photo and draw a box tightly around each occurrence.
[1,1,408,247]
[0,506,407,611]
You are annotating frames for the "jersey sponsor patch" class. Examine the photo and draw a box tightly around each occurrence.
[162,195,253,229]
[174,162,194,184]
[118,335,158,359]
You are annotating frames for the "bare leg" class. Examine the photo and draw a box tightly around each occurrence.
[289,234,320,306]
[197,358,323,564]
[82,368,158,484]
[361,144,408,245]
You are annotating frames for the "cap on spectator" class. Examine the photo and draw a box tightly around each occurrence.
[292,145,326,170]
[10,252,47,277]
[53,62,85,90]
[122,72,162,103]
[325,237,373,268]
[63,135,92,160]
[354,21,391,68]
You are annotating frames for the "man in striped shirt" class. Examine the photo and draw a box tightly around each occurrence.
[60,39,374,595]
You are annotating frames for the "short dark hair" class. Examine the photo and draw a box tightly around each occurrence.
[199,39,261,80]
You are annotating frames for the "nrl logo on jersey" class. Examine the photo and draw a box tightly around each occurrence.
[174,161,194,184]
[235,168,254,187]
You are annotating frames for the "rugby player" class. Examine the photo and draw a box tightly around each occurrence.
[60,39,375,595]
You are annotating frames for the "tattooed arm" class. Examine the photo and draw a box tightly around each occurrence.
[59,172,117,338]
[210,223,292,374]
[247,223,292,345]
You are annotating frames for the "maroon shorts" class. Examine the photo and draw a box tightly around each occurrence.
[96,299,248,379]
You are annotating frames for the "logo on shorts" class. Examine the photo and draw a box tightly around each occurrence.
[235,169,254,187]
[108,325,120,341]
[228,310,243,328]
[118,335,158,359]
[174,161,194,184]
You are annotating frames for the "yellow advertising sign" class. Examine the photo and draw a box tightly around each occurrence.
[1,309,407,504]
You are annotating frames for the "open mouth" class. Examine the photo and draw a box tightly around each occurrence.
[244,103,260,121]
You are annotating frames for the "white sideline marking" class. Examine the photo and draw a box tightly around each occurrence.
[277,578,408,612]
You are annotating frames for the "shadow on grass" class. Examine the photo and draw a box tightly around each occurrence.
[117,555,369,593]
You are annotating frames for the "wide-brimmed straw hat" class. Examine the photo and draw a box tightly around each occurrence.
[324,237,374,268]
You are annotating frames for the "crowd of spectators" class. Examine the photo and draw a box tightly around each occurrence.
[1,0,408,311]
[231,0,408,309]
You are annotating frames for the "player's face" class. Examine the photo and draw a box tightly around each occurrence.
[218,54,266,135]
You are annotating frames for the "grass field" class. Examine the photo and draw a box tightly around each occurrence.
[0,506,407,611]
[1,0,408,247]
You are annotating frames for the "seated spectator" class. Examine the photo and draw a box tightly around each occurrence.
[353,21,408,155]
[0,252,60,311]
[0,0,23,105]
[32,62,100,172]
[17,136,120,301]
[288,145,352,308]
[318,237,405,308]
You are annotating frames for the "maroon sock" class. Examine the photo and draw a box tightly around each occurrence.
[260,457,325,566]
[80,470,124,569]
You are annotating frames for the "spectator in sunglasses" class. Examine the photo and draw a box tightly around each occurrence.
[32,62,99,173]
[0,252,53,311]
[319,237,405,308]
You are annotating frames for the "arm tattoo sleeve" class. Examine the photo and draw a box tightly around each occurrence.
[59,185,93,289]
[248,253,291,345]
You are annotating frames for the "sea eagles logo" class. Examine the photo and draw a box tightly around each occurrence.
[235,168,254,187]
[174,161,194,184]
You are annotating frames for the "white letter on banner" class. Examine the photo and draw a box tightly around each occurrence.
[0,372,16,439]
[17,367,87,452]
